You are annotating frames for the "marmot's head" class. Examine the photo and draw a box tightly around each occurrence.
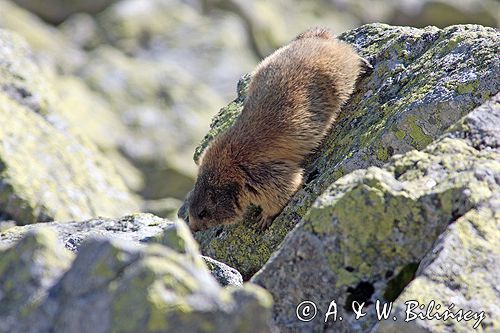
[187,162,245,232]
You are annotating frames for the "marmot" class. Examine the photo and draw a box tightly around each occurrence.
[187,28,371,232]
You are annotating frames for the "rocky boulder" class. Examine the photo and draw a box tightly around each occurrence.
[251,95,500,332]
[0,30,140,224]
[0,0,86,72]
[371,96,500,333]
[0,214,170,250]
[0,213,244,288]
[186,23,499,280]
[0,218,272,332]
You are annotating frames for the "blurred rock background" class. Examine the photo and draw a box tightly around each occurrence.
[1,0,498,219]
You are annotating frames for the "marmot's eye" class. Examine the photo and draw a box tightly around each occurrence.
[198,209,207,220]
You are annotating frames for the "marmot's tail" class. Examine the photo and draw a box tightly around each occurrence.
[294,28,335,41]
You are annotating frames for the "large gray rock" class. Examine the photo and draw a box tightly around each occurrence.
[0,213,245,287]
[251,95,500,332]
[186,23,499,280]
[0,214,170,251]
[371,95,500,333]
[0,0,86,72]
[372,196,500,333]
[0,30,140,225]
[0,219,272,333]
[0,228,74,332]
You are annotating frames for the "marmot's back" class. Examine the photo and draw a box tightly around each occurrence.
[232,29,366,161]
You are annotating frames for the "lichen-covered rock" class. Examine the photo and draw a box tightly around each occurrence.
[0,0,86,72]
[0,30,140,224]
[0,7,143,192]
[189,23,500,279]
[0,219,272,333]
[152,215,244,286]
[250,95,500,332]
[203,256,244,287]
[0,214,170,251]
[373,195,500,333]
[0,213,244,287]
[371,94,500,333]
[0,228,73,332]
[0,92,140,224]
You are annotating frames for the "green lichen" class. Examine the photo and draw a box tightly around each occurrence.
[376,147,389,161]
[394,129,406,140]
[407,115,433,150]
[456,79,479,94]
[377,197,500,332]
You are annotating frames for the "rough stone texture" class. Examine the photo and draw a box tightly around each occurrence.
[0,218,272,333]
[0,214,170,251]
[203,256,244,287]
[251,95,500,332]
[0,0,86,72]
[373,195,500,333]
[0,214,245,287]
[0,228,74,332]
[187,23,499,280]
[0,30,140,224]
[370,94,500,333]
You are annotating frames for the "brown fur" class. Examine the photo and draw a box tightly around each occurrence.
[188,28,370,232]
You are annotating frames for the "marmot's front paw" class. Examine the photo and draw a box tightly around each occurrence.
[360,57,374,76]
[255,214,275,232]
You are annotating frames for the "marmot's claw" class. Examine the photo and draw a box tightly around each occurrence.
[255,215,271,233]
[360,57,374,75]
